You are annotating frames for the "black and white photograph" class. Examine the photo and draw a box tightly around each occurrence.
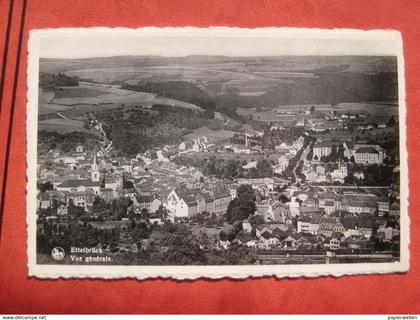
[26,28,408,279]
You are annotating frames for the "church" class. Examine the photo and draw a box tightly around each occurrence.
[56,151,101,194]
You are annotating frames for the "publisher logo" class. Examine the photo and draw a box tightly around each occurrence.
[51,247,65,261]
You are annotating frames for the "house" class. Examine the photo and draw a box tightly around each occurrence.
[323,200,335,215]
[255,204,274,222]
[289,197,301,217]
[99,188,114,202]
[341,193,378,213]
[378,225,396,241]
[266,237,281,248]
[354,147,383,164]
[296,236,315,250]
[272,203,290,223]
[38,192,51,209]
[242,219,252,233]
[274,155,290,174]
[55,155,77,166]
[324,232,344,251]
[353,171,365,180]
[297,215,320,235]
[75,144,84,153]
[123,188,138,203]
[213,192,231,215]
[347,200,377,214]
[299,206,321,216]
[237,233,257,248]
[233,144,251,154]
[330,162,348,183]
[219,240,230,250]
[345,236,373,251]
[104,175,123,197]
[149,212,164,225]
[345,144,385,164]
[66,191,95,210]
[56,179,101,195]
[318,217,344,237]
[136,195,162,214]
[282,236,297,249]
[390,203,400,217]
[204,194,215,213]
[166,189,199,218]
[377,198,390,215]
[57,203,68,216]
[341,215,360,237]
[317,192,336,207]
[255,225,272,238]
[357,214,374,238]
[312,141,335,160]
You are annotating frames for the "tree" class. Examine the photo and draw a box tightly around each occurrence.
[256,159,273,178]
[310,105,315,114]
[219,230,228,241]
[337,144,345,160]
[92,196,109,213]
[156,204,168,220]
[387,115,396,127]
[306,147,313,161]
[225,185,256,224]
[248,214,265,228]
[37,181,53,193]
[279,194,289,204]
[141,208,150,220]
[68,199,84,217]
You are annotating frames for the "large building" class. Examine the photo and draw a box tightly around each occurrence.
[343,142,385,164]
[312,141,335,160]
[166,189,198,218]
[354,146,383,164]
[213,192,231,215]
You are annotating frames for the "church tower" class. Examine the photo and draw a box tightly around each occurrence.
[91,150,100,182]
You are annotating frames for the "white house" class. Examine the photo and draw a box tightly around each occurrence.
[166,189,198,218]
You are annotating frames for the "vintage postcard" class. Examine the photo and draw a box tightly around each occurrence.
[26,27,409,279]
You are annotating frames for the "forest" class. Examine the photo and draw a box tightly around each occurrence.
[39,72,80,88]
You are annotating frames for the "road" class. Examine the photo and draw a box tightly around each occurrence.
[56,112,69,120]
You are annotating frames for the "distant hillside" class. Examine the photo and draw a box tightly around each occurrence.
[39,55,399,119]
[122,81,217,113]
[252,71,398,107]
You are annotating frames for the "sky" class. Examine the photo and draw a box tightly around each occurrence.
[30,27,403,59]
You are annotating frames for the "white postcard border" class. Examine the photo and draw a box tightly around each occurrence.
[26,27,409,279]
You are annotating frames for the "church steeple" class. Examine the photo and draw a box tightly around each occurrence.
[91,148,100,182]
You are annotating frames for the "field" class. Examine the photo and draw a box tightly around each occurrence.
[53,86,109,99]
[40,56,397,98]
[238,102,398,126]
[183,126,237,143]
[38,103,74,115]
[38,118,101,136]
[39,82,204,116]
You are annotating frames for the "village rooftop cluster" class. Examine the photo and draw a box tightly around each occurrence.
[36,101,400,265]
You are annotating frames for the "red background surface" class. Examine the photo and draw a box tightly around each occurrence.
[0,0,419,314]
